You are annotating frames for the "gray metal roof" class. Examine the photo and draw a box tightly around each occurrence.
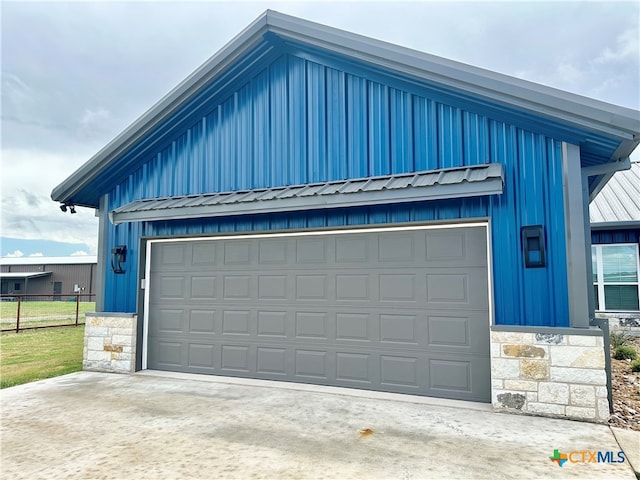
[52,10,640,209]
[590,162,640,227]
[110,163,504,225]
[0,272,52,279]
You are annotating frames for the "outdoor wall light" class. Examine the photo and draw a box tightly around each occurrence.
[59,203,76,214]
[111,245,127,274]
[521,225,546,268]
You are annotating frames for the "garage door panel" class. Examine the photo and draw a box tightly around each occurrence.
[336,352,373,384]
[147,226,491,401]
[429,358,472,393]
[378,233,416,262]
[295,312,330,339]
[224,241,253,265]
[190,275,217,299]
[335,313,373,342]
[191,242,218,266]
[258,239,288,265]
[295,274,330,301]
[188,309,216,334]
[257,311,288,337]
[295,238,328,264]
[380,355,420,388]
[188,343,216,369]
[295,349,329,379]
[221,344,251,372]
[256,347,288,375]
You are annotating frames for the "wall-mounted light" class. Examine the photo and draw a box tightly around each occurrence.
[59,203,76,214]
[111,245,127,274]
[521,225,546,268]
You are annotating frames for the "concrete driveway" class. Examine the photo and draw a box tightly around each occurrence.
[1,371,636,479]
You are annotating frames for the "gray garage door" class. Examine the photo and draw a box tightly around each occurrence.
[147,226,490,401]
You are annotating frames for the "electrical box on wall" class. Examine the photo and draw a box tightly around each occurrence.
[521,225,546,268]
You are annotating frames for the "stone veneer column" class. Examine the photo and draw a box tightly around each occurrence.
[84,313,137,373]
[491,329,609,422]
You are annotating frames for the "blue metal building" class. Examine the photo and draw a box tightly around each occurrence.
[53,12,639,414]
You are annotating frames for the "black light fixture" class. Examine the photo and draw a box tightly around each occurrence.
[60,203,76,213]
[521,225,546,268]
[111,245,127,274]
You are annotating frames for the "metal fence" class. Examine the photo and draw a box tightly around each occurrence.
[0,294,96,333]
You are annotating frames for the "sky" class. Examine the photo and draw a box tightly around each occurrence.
[1,0,639,258]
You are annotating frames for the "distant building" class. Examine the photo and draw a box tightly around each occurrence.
[590,162,640,313]
[0,256,97,297]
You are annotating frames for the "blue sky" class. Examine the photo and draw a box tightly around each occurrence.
[1,1,638,259]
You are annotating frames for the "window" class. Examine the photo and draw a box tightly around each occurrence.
[14,282,21,291]
[592,244,640,311]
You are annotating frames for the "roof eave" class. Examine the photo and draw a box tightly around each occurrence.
[590,221,640,230]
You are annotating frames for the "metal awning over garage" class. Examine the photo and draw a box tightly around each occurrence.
[110,163,503,224]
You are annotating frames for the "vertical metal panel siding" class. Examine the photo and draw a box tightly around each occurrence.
[103,53,570,327]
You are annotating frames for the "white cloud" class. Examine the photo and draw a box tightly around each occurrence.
[593,26,639,65]
[70,250,89,256]
[28,252,44,257]
[5,250,24,258]
[78,107,115,137]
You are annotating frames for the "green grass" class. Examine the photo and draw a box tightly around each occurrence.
[0,326,85,388]
[0,301,96,320]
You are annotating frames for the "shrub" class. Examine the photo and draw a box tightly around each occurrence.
[610,331,632,348]
[613,345,638,361]
[631,360,640,373]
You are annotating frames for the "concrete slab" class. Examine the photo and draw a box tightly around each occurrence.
[611,427,640,474]
[0,371,636,479]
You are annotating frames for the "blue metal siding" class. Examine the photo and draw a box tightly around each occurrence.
[103,52,570,327]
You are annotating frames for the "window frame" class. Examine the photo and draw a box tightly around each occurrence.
[592,242,640,311]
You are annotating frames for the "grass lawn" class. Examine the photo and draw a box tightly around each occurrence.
[0,301,96,319]
[0,326,85,388]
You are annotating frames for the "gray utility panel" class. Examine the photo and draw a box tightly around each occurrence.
[147,226,491,402]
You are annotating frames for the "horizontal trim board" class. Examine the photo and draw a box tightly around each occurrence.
[145,220,489,245]
[491,325,603,336]
[111,164,504,225]
[590,221,640,230]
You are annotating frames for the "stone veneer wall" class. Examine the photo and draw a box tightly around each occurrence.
[84,313,137,373]
[491,329,610,423]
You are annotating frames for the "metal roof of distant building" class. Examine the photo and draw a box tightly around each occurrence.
[589,162,640,227]
[0,256,97,266]
[110,163,504,225]
[0,272,52,279]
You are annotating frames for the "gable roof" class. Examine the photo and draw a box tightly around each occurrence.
[590,161,640,228]
[52,10,640,209]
